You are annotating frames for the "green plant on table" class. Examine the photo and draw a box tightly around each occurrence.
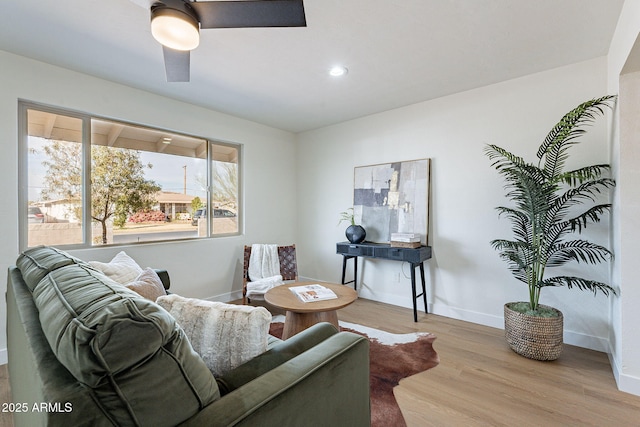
[338,208,356,226]
[485,95,617,315]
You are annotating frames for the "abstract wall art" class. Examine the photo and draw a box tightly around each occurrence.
[353,159,430,244]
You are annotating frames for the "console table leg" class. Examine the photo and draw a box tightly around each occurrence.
[420,262,428,314]
[411,264,418,322]
[340,255,358,291]
[341,256,348,284]
[353,257,358,291]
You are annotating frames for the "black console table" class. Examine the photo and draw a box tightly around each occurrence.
[336,241,432,322]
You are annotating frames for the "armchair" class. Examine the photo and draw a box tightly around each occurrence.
[243,244,298,303]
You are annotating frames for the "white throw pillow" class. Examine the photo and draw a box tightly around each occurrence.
[156,294,271,377]
[89,251,143,284]
[125,268,167,301]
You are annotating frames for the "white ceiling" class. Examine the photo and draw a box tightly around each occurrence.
[0,0,624,133]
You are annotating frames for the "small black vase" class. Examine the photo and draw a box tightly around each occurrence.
[345,225,366,244]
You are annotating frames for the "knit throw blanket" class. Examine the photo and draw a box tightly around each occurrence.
[157,294,271,377]
[246,244,282,299]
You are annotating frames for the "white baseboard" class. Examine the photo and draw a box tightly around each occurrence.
[357,288,418,313]
[609,349,640,396]
[0,348,7,365]
[617,372,640,396]
[432,302,611,353]
[205,290,243,303]
[563,330,609,353]
[430,302,504,329]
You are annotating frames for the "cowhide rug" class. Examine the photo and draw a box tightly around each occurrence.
[269,318,439,427]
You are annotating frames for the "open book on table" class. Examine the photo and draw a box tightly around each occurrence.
[290,284,338,303]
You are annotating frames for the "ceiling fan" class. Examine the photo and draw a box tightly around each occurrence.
[143,0,307,82]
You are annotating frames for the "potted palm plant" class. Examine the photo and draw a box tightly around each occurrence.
[485,95,617,361]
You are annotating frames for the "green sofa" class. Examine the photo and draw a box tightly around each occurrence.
[6,247,370,426]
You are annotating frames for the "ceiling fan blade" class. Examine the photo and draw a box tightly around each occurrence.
[192,0,306,29]
[163,46,190,82]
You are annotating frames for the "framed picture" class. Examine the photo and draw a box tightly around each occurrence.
[353,159,430,244]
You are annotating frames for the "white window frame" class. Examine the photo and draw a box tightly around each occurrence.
[18,100,242,250]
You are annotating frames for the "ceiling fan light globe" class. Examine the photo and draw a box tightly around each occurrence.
[151,10,199,51]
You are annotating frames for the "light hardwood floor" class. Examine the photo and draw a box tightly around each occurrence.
[338,298,640,427]
[2,298,639,427]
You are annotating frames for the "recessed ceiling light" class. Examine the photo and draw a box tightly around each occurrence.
[329,65,348,77]
[162,137,172,144]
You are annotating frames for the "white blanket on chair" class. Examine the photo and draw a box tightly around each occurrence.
[247,244,283,299]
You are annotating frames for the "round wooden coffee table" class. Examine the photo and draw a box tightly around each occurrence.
[265,282,358,339]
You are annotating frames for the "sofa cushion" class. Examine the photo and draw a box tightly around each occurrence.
[88,251,143,284]
[28,253,219,427]
[157,294,271,376]
[16,245,87,291]
[125,267,168,301]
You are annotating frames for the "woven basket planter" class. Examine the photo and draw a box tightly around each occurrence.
[504,303,563,361]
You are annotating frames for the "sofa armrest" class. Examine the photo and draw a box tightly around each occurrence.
[179,329,370,427]
[216,322,339,394]
[154,269,170,290]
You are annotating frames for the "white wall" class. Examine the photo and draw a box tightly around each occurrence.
[606,0,640,396]
[0,50,298,364]
[296,57,614,350]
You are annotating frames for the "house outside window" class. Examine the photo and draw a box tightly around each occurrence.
[19,101,241,250]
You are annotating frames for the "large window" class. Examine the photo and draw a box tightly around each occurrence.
[20,102,241,249]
